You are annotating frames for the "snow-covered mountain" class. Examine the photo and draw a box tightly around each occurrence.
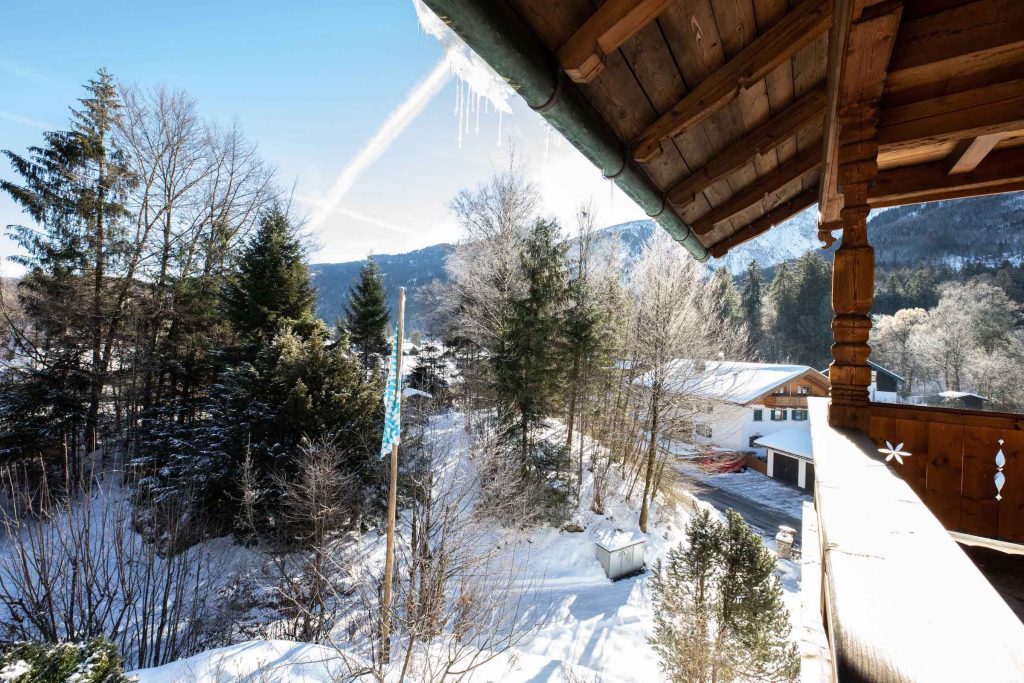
[311,192,1024,326]
[594,209,824,274]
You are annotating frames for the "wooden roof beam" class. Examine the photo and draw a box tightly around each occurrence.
[878,80,1024,151]
[692,149,822,235]
[817,0,904,231]
[666,86,827,208]
[709,188,819,258]
[557,0,677,84]
[631,0,833,163]
[946,133,1005,175]
[870,147,1024,207]
[885,0,1024,103]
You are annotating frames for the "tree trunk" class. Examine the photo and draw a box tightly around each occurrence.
[639,390,659,533]
[86,149,107,473]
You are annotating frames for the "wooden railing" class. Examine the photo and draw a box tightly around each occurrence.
[867,402,1024,543]
[763,395,809,408]
[806,399,1024,681]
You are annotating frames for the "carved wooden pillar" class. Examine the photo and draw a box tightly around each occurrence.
[828,102,878,431]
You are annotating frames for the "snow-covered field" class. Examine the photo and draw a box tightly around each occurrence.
[2,412,801,682]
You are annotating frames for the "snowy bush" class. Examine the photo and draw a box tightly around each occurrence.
[0,639,133,683]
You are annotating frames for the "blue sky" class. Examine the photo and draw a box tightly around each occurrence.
[0,0,646,273]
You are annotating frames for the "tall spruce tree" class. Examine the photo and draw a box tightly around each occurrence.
[741,260,764,342]
[344,256,390,372]
[708,268,744,329]
[761,262,800,363]
[791,252,833,367]
[224,207,315,345]
[494,219,568,475]
[0,69,133,464]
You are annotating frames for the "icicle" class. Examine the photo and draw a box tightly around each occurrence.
[456,80,464,149]
[497,110,503,146]
[475,92,481,134]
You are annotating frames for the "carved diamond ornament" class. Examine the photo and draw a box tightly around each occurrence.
[879,441,911,465]
[995,439,1006,501]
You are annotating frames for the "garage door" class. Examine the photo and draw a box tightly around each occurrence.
[773,452,800,487]
[805,462,815,491]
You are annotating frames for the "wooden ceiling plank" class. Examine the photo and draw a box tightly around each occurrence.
[946,133,1005,174]
[870,148,1024,206]
[709,187,820,256]
[667,85,827,206]
[657,1,745,212]
[887,0,1024,74]
[557,0,678,83]
[632,0,833,163]
[877,80,1024,151]
[692,149,822,234]
[753,0,798,173]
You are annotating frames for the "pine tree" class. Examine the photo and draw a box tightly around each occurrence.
[761,262,800,363]
[493,219,569,488]
[224,207,316,344]
[708,268,744,329]
[0,69,133,464]
[791,252,833,367]
[741,260,764,342]
[407,342,450,406]
[650,509,799,682]
[344,256,390,372]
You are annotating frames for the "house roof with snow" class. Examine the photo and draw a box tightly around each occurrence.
[644,360,828,405]
[755,428,813,460]
[939,391,987,401]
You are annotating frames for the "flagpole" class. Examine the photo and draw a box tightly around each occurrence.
[381,286,404,664]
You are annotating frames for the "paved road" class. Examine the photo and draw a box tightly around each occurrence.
[687,479,803,543]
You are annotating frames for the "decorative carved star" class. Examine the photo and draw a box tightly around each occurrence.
[878,441,911,465]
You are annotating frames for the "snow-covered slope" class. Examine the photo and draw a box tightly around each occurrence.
[710,208,823,273]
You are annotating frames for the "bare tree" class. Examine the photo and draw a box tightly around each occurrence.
[0,458,226,669]
[371,414,542,682]
[268,439,358,642]
[628,233,747,532]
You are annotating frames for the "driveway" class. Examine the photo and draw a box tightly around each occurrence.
[681,467,809,543]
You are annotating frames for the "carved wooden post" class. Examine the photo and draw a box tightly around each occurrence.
[829,103,878,431]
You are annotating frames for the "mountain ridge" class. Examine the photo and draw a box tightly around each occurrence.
[311,192,1024,328]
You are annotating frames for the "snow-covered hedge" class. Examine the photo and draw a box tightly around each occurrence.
[0,639,133,683]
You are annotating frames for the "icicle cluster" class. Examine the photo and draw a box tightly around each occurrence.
[413,0,513,146]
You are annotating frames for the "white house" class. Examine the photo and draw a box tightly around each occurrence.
[658,360,831,456]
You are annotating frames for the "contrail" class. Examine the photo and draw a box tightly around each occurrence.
[310,58,451,230]
[336,207,421,238]
[0,110,55,130]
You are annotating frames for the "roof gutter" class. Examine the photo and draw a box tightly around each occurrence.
[421,0,709,262]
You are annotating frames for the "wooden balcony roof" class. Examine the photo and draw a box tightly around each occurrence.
[425,0,1024,259]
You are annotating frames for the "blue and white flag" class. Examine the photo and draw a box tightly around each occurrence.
[380,325,402,458]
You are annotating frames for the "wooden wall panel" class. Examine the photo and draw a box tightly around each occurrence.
[960,425,1002,538]
[868,403,1024,543]
[924,422,964,530]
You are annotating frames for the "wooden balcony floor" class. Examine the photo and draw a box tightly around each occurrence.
[960,543,1024,625]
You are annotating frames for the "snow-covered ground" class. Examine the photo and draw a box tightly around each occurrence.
[132,412,803,682]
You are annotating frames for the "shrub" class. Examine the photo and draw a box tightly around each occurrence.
[0,639,133,683]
